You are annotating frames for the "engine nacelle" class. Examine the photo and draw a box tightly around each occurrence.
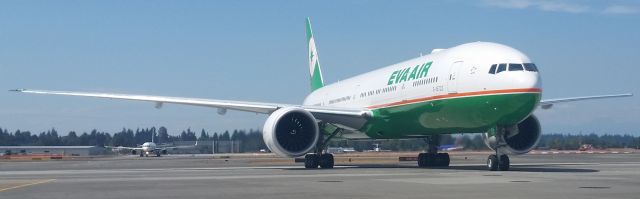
[482,115,542,155]
[131,150,137,155]
[263,107,320,158]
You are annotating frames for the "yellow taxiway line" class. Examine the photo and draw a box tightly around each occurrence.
[0,179,56,192]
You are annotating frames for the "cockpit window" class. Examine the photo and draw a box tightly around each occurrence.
[490,63,538,75]
[524,63,538,72]
[496,64,507,73]
[509,63,524,71]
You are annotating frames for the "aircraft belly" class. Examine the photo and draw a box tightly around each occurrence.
[360,92,540,139]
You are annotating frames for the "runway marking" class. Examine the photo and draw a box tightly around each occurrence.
[450,162,600,167]
[0,179,55,192]
[53,173,425,183]
[529,151,635,154]
[3,162,640,177]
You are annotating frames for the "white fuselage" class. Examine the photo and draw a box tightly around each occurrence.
[303,42,541,110]
[141,142,157,153]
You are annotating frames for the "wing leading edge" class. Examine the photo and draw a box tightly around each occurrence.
[539,93,633,109]
[10,89,372,129]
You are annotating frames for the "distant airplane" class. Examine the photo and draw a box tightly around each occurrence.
[326,147,356,154]
[438,144,464,152]
[108,133,197,157]
[366,144,391,152]
[11,18,632,171]
[438,136,464,151]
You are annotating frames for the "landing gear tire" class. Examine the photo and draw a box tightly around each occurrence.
[418,153,426,167]
[304,154,320,169]
[487,154,510,171]
[155,153,161,157]
[435,153,450,167]
[418,153,434,167]
[139,153,144,157]
[498,155,510,171]
[418,153,449,167]
[319,154,334,169]
[487,155,499,171]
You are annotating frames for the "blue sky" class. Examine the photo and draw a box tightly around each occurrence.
[1,0,639,135]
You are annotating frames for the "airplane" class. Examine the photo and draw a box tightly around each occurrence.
[366,144,391,152]
[108,133,197,157]
[438,144,464,152]
[438,136,464,151]
[10,18,632,171]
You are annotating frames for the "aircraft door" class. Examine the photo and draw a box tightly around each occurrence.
[448,61,463,93]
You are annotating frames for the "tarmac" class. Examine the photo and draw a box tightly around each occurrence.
[1,152,639,199]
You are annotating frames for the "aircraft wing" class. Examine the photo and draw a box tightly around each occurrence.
[10,89,372,129]
[106,146,142,150]
[539,93,633,109]
[159,145,196,150]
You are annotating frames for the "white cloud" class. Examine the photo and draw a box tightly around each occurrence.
[484,0,590,14]
[602,5,640,15]
[485,0,533,9]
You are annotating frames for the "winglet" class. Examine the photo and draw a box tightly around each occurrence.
[306,17,325,92]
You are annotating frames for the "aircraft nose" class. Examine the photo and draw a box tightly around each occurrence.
[509,71,541,90]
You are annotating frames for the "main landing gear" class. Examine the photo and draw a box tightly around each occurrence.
[417,135,450,168]
[304,126,341,169]
[304,153,334,169]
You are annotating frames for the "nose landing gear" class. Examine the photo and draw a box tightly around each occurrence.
[487,128,511,171]
[487,154,510,171]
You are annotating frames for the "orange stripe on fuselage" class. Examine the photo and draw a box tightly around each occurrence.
[366,88,542,109]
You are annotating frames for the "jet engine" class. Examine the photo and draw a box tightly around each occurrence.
[263,107,319,158]
[482,115,541,155]
[131,150,137,155]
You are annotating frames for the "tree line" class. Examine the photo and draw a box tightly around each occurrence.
[0,127,638,151]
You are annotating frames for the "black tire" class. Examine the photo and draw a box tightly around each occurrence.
[424,153,436,167]
[499,155,510,171]
[139,153,144,157]
[487,155,499,171]
[417,153,426,167]
[319,154,334,169]
[436,153,450,167]
[304,154,319,169]
[156,153,161,157]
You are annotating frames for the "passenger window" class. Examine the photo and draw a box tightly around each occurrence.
[489,64,497,74]
[496,64,507,73]
[524,63,538,72]
[509,63,524,71]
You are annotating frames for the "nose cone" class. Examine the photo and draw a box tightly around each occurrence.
[512,71,541,89]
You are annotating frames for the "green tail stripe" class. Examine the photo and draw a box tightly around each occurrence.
[306,18,313,42]
[311,62,323,91]
[307,17,324,92]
